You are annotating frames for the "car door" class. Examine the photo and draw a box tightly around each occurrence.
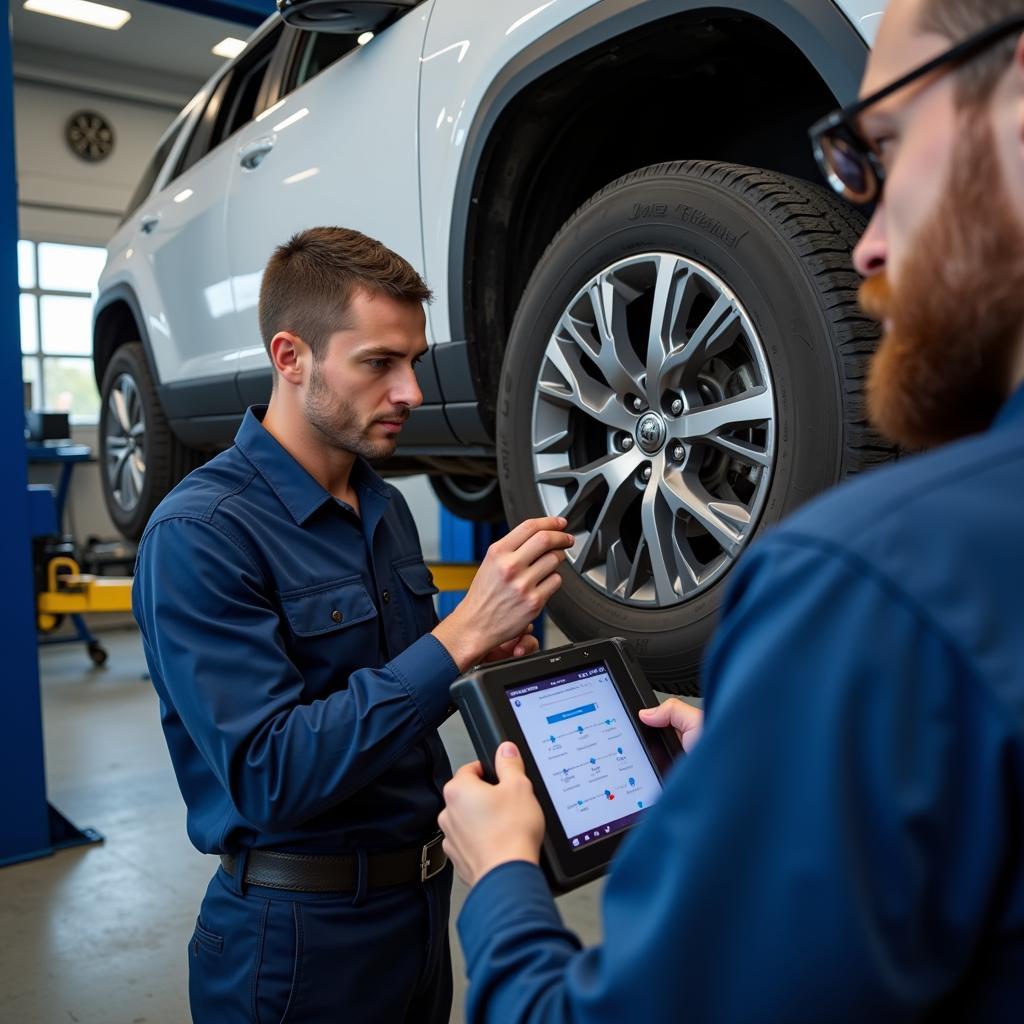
[130,25,283,403]
[223,13,432,406]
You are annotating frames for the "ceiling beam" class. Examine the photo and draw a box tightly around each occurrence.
[142,0,277,28]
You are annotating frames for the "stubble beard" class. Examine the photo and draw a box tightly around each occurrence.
[305,362,398,461]
[860,113,1024,449]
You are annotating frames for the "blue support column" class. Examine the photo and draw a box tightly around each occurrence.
[0,16,101,867]
[0,10,50,865]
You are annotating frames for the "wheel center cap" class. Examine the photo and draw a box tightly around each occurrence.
[636,412,667,454]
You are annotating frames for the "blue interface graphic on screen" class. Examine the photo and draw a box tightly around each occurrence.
[507,663,662,850]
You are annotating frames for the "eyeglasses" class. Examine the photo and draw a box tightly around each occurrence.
[809,14,1024,206]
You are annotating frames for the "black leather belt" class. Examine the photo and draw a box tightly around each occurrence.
[220,833,447,893]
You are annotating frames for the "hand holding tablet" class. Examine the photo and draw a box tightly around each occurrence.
[446,638,682,892]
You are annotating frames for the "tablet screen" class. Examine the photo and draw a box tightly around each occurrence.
[507,662,663,850]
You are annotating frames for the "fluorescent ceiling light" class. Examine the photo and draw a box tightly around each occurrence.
[357,31,374,45]
[213,37,246,59]
[23,0,131,30]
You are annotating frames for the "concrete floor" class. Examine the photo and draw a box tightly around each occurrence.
[0,626,606,1024]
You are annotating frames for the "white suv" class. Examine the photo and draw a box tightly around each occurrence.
[93,0,889,692]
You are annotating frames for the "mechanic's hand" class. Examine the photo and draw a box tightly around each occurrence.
[638,698,704,753]
[439,742,545,887]
[480,625,540,663]
[432,517,574,671]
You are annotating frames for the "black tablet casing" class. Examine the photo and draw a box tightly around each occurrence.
[450,637,681,894]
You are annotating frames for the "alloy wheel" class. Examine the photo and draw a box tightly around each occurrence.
[532,253,776,606]
[104,372,147,514]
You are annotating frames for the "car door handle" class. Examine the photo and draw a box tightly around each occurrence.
[239,137,275,170]
[140,214,160,234]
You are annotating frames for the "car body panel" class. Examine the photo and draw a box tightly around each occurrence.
[225,5,435,389]
[418,0,874,346]
[94,0,883,449]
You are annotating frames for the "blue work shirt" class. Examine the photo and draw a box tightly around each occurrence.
[133,407,459,855]
[459,385,1024,1022]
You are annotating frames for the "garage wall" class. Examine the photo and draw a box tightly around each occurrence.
[16,76,440,563]
[15,79,177,246]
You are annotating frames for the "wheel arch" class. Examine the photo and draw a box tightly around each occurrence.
[92,284,158,391]
[449,0,869,429]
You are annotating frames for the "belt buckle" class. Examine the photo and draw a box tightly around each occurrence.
[420,833,445,882]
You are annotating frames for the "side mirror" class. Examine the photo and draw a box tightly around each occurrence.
[276,0,419,33]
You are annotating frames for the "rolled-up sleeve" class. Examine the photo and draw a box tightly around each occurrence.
[134,515,458,834]
[458,536,1019,1023]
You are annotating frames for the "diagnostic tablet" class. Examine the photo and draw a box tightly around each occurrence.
[450,637,681,893]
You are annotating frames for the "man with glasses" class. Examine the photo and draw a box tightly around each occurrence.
[437,1,1024,1019]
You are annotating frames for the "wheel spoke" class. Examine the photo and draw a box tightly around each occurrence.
[640,465,682,604]
[533,427,571,456]
[110,386,131,435]
[128,454,145,502]
[676,387,773,442]
[116,448,133,505]
[603,538,633,598]
[659,471,748,558]
[539,338,634,431]
[645,255,688,396]
[659,292,741,386]
[569,454,643,570]
[702,432,771,467]
[586,275,646,398]
[110,445,130,486]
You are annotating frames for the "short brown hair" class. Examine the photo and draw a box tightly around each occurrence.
[258,226,432,364]
[919,0,1022,106]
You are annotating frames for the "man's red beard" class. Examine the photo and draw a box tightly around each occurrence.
[860,114,1024,449]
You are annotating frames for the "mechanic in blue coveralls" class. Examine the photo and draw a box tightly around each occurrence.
[132,226,574,1023]
[439,0,1024,1019]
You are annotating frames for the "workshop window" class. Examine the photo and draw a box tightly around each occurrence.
[20,240,106,423]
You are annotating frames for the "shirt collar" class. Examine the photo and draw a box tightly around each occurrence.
[993,381,1024,430]
[234,407,391,526]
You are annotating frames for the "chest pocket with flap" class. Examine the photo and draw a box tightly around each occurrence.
[279,578,377,638]
[393,559,439,639]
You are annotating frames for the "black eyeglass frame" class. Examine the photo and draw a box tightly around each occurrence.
[809,13,1024,205]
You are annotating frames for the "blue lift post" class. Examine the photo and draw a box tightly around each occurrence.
[0,6,50,866]
[0,13,100,866]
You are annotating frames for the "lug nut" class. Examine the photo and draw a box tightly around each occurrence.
[640,465,652,482]
[670,398,683,415]
[620,435,634,452]
[631,396,644,412]
[671,444,686,462]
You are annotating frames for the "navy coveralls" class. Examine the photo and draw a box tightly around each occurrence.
[133,408,460,1023]
[459,387,1024,1022]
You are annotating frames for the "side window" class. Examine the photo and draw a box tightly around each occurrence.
[168,25,283,181]
[123,119,184,220]
[217,44,275,140]
[284,30,358,95]
[171,72,234,180]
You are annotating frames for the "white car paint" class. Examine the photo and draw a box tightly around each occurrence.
[97,0,884,388]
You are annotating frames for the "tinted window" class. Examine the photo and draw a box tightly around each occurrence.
[219,47,275,140]
[123,119,184,220]
[286,31,357,93]
[172,72,234,180]
[169,26,283,181]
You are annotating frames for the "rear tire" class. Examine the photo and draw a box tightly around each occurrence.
[498,161,894,695]
[429,473,505,523]
[98,342,204,540]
